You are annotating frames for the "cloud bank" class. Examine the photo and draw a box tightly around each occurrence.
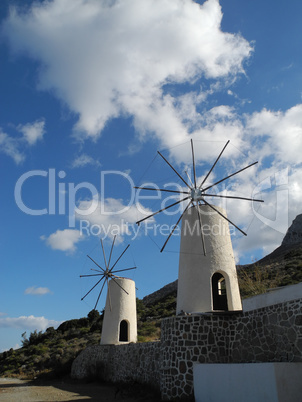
[76,197,154,243]
[2,0,252,142]
[2,0,302,260]
[0,315,61,330]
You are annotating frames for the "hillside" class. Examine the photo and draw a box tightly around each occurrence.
[0,295,178,380]
[1,214,302,380]
[238,214,302,297]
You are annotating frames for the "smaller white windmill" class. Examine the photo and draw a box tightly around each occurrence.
[80,236,137,345]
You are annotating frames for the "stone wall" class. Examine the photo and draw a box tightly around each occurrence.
[71,341,161,390]
[160,298,302,400]
[71,296,302,401]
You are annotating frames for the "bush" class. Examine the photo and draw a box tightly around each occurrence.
[87,309,100,322]
[57,318,89,333]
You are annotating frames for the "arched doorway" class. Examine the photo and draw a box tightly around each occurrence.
[119,320,129,342]
[212,272,228,311]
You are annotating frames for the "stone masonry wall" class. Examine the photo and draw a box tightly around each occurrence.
[160,298,302,400]
[71,297,302,401]
[71,341,161,391]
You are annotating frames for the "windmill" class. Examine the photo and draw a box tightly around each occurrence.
[80,236,137,344]
[135,140,263,313]
[80,236,136,310]
[135,139,263,254]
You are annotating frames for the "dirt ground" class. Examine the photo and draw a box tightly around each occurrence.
[0,377,161,401]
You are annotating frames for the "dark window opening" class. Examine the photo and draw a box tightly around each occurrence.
[212,273,228,311]
[119,320,128,342]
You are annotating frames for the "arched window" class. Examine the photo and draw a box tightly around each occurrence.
[212,272,228,311]
[119,320,129,342]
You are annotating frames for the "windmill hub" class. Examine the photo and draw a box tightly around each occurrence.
[135,139,262,253]
[191,188,203,201]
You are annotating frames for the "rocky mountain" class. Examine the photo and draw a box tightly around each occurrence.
[282,214,302,246]
[142,280,177,306]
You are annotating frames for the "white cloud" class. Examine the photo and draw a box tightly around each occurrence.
[0,130,25,164]
[41,229,83,252]
[2,0,252,141]
[0,315,62,330]
[76,196,154,243]
[0,119,45,164]
[245,105,302,167]
[71,153,101,168]
[24,286,52,296]
[17,119,45,145]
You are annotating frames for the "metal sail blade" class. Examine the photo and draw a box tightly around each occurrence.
[107,235,116,268]
[94,278,106,310]
[81,276,105,301]
[111,276,129,295]
[191,139,197,188]
[199,140,230,189]
[134,186,189,195]
[100,238,108,269]
[194,201,207,256]
[184,170,194,188]
[202,161,258,193]
[111,267,136,274]
[157,151,191,189]
[81,237,135,310]
[160,199,192,253]
[87,255,106,272]
[202,199,247,236]
[90,268,104,273]
[109,244,130,272]
[136,196,191,225]
[202,193,264,202]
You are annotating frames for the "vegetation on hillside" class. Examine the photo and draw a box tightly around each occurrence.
[0,310,103,379]
[0,294,177,379]
[137,293,176,342]
[238,246,302,298]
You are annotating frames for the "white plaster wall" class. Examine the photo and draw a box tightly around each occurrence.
[177,205,242,314]
[194,363,302,402]
[243,282,302,312]
[100,277,137,345]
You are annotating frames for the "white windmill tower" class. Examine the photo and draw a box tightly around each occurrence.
[81,237,137,344]
[135,140,263,314]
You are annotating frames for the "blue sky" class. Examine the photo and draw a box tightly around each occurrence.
[0,0,302,351]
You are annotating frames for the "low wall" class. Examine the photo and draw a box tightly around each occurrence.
[72,288,302,401]
[243,282,302,311]
[160,297,302,400]
[71,341,161,391]
[193,363,302,402]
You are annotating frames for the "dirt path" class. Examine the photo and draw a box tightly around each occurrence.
[0,378,160,401]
